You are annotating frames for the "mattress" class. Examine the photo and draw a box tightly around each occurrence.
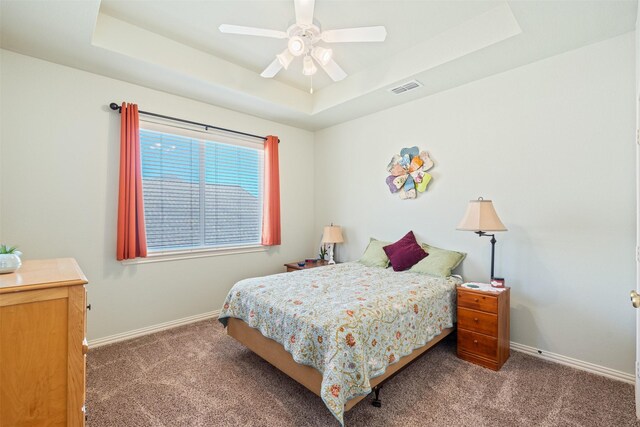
[218,262,460,424]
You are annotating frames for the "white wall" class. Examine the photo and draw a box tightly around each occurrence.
[1,30,636,375]
[0,50,315,341]
[314,33,636,374]
[635,5,639,401]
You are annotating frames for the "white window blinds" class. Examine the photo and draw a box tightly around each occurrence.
[140,123,263,252]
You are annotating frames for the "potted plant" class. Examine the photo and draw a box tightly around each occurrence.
[0,244,22,274]
[319,244,328,261]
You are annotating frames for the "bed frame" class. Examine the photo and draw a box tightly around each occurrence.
[227,317,454,411]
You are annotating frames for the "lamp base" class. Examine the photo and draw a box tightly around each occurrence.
[328,243,336,264]
[476,231,498,283]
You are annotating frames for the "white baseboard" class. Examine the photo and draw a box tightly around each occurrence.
[87,313,635,385]
[510,341,634,384]
[88,310,220,349]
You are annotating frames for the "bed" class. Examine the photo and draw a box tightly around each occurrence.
[218,262,461,425]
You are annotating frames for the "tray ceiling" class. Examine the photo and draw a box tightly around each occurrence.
[0,0,636,130]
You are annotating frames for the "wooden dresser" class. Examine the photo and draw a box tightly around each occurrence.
[0,258,88,426]
[457,286,510,370]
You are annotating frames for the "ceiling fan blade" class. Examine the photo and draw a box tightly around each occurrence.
[320,58,347,82]
[294,0,315,26]
[219,24,287,39]
[260,58,284,78]
[321,26,387,43]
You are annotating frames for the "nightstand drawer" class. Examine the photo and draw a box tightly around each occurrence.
[458,330,497,359]
[458,291,498,313]
[458,308,498,336]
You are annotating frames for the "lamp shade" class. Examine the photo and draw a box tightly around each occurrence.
[457,197,507,232]
[302,55,317,76]
[312,46,333,65]
[322,225,344,244]
[276,49,294,69]
[288,36,305,56]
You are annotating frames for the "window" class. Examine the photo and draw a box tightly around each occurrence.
[139,121,263,254]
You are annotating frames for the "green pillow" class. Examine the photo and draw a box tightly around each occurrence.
[358,238,391,268]
[410,243,466,277]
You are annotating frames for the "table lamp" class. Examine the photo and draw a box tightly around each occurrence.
[457,197,507,280]
[322,224,344,264]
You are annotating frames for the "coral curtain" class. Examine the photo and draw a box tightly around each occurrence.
[116,102,148,260]
[261,135,281,246]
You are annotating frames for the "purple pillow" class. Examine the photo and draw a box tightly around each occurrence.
[383,231,428,271]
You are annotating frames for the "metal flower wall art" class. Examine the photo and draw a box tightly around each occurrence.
[386,146,434,199]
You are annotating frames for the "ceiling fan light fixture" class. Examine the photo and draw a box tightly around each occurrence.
[222,0,388,81]
[302,55,317,76]
[288,36,306,56]
[276,49,294,69]
[312,46,333,65]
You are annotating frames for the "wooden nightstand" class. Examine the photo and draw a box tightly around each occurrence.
[284,260,329,272]
[457,286,510,370]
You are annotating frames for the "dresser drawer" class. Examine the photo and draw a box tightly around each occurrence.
[458,291,498,313]
[458,307,498,336]
[458,329,498,360]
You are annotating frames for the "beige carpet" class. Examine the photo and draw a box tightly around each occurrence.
[87,320,639,426]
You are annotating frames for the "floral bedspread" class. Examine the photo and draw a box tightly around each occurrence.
[218,262,460,425]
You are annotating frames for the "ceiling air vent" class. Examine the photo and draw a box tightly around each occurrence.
[388,80,423,95]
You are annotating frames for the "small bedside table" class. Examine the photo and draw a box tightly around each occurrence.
[284,260,329,272]
[457,285,510,371]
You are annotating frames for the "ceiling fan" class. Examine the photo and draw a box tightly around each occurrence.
[219,0,387,85]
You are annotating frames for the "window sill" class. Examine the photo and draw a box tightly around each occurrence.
[120,245,267,265]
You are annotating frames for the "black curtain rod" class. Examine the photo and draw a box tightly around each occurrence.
[109,103,275,142]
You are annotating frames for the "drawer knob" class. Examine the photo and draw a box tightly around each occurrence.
[473,318,479,322]
[473,340,478,344]
[474,298,479,303]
